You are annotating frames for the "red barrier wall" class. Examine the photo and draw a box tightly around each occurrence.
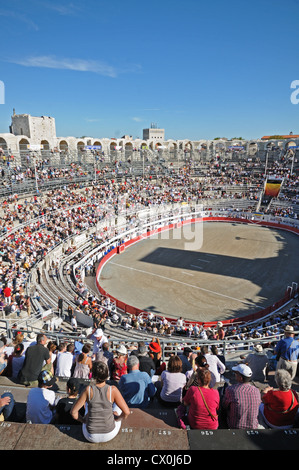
[95,216,299,327]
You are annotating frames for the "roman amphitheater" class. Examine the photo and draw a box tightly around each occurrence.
[0,112,298,451]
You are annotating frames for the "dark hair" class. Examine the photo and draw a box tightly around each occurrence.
[78,343,91,362]
[168,355,182,373]
[92,361,109,383]
[195,353,209,369]
[14,343,24,355]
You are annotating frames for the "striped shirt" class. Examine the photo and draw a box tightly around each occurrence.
[222,383,261,429]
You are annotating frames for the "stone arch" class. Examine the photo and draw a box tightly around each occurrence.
[19,138,30,166]
[0,137,8,155]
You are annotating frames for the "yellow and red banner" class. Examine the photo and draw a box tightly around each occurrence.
[264,178,282,197]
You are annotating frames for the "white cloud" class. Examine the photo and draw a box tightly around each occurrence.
[8,55,117,78]
[132,117,144,122]
[0,9,39,31]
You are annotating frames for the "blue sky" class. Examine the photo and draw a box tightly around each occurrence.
[0,0,299,141]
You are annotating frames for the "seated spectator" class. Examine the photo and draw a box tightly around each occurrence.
[157,355,186,407]
[71,361,130,443]
[130,341,156,377]
[221,364,261,429]
[95,342,114,378]
[111,344,127,382]
[118,355,156,408]
[184,354,209,395]
[241,344,269,384]
[18,333,51,387]
[0,392,15,422]
[5,343,25,379]
[73,343,93,379]
[178,347,193,374]
[55,377,85,425]
[26,370,57,424]
[148,338,166,375]
[55,343,75,378]
[183,368,220,430]
[0,339,8,375]
[259,369,299,429]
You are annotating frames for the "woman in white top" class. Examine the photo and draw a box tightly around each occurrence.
[158,355,186,407]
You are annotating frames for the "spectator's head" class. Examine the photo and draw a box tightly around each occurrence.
[284,325,294,337]
[183,347,192,357]
[197,368,212,387]
[14,343,24,356]
[38,370,56,388]
[275,369,292,391]
[92,361,109,383]
[37,333,47,345]
[127,355,139,371]
[137,341,147,356]
[232,364,252,383]
[200,345,209,355]
[66,377,80,396]
[168,355,182,373]
[195,353,209,369]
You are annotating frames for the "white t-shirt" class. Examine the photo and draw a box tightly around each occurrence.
[160,371,186,402]
[55,351,74,377]
[26,387,56,424]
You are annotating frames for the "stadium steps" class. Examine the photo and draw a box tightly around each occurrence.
[0,375,299,450]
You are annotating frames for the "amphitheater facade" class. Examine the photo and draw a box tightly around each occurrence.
[0,112,299,166]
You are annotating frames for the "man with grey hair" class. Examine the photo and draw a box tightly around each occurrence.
[275,325,299,380]
[130,341,156,377]
[118,355,156,408]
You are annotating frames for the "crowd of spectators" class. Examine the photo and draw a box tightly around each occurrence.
[0,157,298,442]
[0,327,298,438]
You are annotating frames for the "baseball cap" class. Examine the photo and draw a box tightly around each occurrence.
[38,370,57,386]
[232,364,252,378]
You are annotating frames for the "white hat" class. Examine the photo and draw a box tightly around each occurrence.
[94,328,103,338]
[217,322,223,328]
[254,344,264,353]
[232,364,252,378]
[116,344,127,355]
[284,325,294,333]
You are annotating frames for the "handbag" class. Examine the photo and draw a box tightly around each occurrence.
[198,387,218,421]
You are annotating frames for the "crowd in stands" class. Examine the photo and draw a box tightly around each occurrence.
[0,325,299,441]
[0,157,298,443]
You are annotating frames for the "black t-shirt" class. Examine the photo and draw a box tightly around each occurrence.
[55,397,84,425]
[19,343,50,382]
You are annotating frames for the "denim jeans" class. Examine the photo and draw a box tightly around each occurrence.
[0,392,15,420]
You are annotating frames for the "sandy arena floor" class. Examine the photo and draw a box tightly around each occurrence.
[97,222,299,322]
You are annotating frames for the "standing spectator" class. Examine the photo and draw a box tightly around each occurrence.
[201,345,226,388]
[95,342,113,378]
[241,344,269,384]
[259,369,299,429]
[58,297,63,316]
[71,361,130,443]
[221,364,261,429]
[183,368,220,430]
[275,325,299,380]
[118,355,156,408]
[55,343,75,378]
[3,285,12,305]
[18,333,51,387]
[88,328,108,359]
[26,370,57,424]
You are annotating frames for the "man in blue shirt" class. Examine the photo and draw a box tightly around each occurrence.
[118,355,156,408]
[275,325,299,380]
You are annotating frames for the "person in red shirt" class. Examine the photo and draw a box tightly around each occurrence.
[260,369,299,429]
[183,368,220,430]
[3,286,12,304]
